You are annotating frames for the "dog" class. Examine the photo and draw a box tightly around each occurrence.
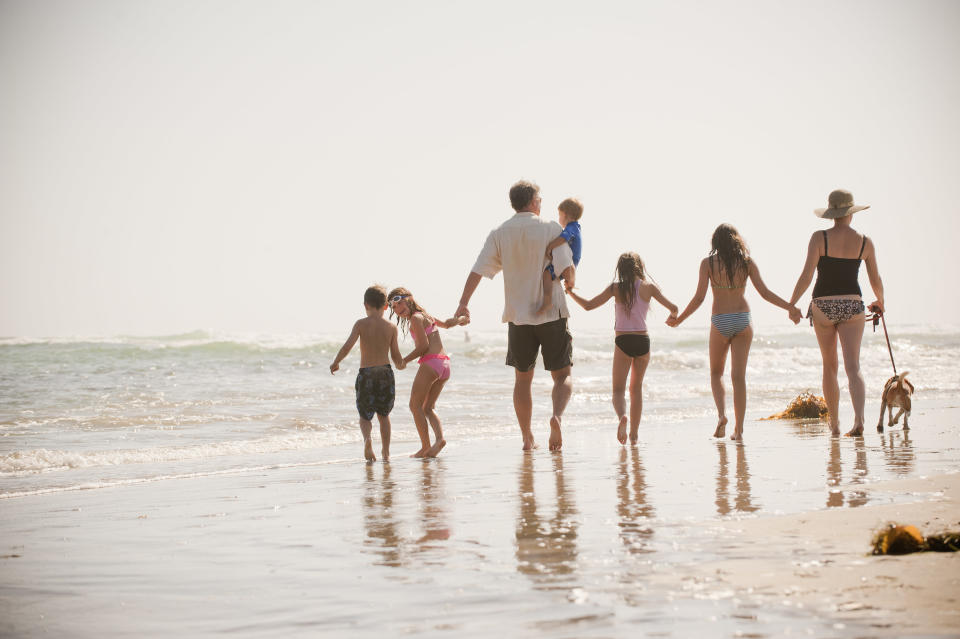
[877,371,914,433]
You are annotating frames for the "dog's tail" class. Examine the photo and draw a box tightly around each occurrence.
[899,371,914,394]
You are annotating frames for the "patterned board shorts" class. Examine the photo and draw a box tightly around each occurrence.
[355,365,395,420]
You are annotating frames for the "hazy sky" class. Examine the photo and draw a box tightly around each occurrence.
[1,0,958,337]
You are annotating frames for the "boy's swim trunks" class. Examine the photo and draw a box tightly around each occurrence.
[355,364,395,420]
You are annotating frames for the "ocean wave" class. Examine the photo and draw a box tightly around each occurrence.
[0,429,359,476]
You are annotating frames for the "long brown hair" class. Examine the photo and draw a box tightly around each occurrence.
[614,252,646,310]
[710,224,749,285]
[387,287,435,336]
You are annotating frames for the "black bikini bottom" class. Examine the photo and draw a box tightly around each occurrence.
[615,334,650,358]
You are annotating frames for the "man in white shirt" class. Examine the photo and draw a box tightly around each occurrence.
[454,180,576,451]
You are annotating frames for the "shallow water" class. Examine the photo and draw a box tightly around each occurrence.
[1,327,958,636]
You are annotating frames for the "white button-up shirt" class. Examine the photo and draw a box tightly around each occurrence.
[471,212,575,325]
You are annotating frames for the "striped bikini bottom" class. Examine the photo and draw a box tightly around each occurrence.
[807,298,865,326]
[710,312,752,338]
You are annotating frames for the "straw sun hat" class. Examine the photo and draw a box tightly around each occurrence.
[814,189,870,219]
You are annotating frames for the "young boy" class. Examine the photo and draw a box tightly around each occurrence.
[536,197,583,316]
[330,284,404,461]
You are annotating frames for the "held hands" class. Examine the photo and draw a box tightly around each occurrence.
[788,306,803,325]
[665,312,680,327]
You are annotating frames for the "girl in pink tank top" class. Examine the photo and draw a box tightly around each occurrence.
[567,253,679,445]
[388,286,469,458]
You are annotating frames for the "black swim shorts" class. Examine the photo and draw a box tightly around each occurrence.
[355,365,395,420]
[506,317,573,372]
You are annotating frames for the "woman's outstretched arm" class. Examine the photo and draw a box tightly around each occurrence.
[789,232,821,306]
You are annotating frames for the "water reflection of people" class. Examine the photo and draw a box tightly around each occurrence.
[825,439,870,508]
[515,454,579,584]
[362,463,402,567]
[847,438,869,507]
[715,441,759,516]
[416,460,451,547]
[616,447,654,553]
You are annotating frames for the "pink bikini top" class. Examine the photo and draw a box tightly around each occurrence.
[614,282,650,332]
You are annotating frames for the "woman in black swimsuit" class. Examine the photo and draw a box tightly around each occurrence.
[789,190,885,437]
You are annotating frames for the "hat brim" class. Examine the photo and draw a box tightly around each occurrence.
[814,204,870,219]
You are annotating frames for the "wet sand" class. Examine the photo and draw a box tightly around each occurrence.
[664,473,960,636]
[1,407,959,637]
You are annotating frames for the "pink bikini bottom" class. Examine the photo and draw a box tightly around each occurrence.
[418,353,451,381]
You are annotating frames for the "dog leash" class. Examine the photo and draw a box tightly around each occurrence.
[867,310,897,375]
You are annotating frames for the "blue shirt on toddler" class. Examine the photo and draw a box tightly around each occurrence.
[546,220,582,280]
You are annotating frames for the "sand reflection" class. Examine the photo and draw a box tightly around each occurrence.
[362,463,402,567]
[515,454,579,585]
[825,439,870,508]
[616,447,654,553]
[715,442,759,516]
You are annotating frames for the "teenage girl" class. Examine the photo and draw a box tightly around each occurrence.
[566,252,679,445]
[388,287,469,458]
[669,224,801,440]
[787,190,884,437]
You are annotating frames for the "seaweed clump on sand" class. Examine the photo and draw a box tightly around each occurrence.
[763,392,828,420]
[871,523,960,555]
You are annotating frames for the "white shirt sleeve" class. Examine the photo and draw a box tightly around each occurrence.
[471,229,501,279]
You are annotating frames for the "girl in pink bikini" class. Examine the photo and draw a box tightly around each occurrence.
[388,287,469,458]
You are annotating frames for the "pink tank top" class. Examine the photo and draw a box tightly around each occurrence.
[614,282,649,332]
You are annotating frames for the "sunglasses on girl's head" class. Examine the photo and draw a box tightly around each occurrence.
[389,295,409,304]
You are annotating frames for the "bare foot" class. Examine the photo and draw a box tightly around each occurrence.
[713,415,728,438]
[522,438,538,451]
[549,416,563,451]
[845,426,864,437]
[410,447,430,458]
[364,438,376,462]
[381,448,390,462]
[730,426,743,441]
[629,427,639,446]
[617,416,628,445]
[425,438,446,458]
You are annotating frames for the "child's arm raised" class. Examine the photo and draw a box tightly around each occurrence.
[544,235,567,261]
[747,260,801,323]
[669,259,710,326]
[330,321,361,373]
[567,284,614,311]
[650,283,679,322]
[400,314,430,366]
